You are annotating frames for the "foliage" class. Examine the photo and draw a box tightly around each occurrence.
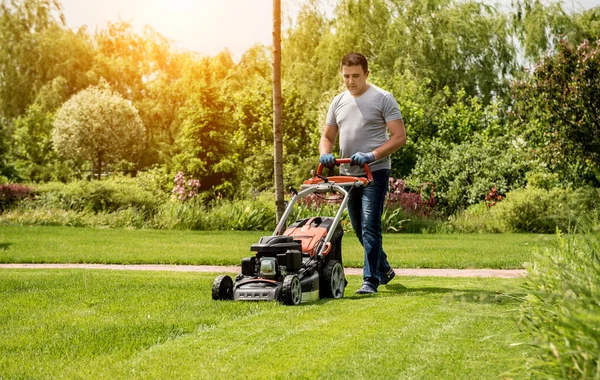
[493,187,600,233]
[511,38,600,187]
[287,0,519,104]
[172,57,238,198]
[520,233,600,378]
[91,21,198,168]
[0,183,32,211]
[509,0,575,62]
[31,180,161,215]
[11,104,60,181]
[567,6,600,44]
[0,0,84,119]
[450,187,600,233]
[1,0,600,215]
[52,84,145,179]
[525,171,560,191]
[447,202,506,234]
[409,133,531,213]
[154,193,277,231]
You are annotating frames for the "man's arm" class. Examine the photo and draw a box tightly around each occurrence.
[372,119,406,160]
[319,124,339,155]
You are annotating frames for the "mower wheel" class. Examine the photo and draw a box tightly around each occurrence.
[282,275,302,305]
[321,260,346,299]
[212,275,234,300]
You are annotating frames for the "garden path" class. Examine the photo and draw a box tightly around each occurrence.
[0,264,525,278]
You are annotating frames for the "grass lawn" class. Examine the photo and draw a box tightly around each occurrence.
[0,269,531,379]
[0,225,554,269]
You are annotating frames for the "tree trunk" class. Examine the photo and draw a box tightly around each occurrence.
[96,152,103,180]
[272,0,285,222]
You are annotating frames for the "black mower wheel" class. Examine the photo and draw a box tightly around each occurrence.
[320,260,346,299]
[281,275,302,305]
[212,275,234,300]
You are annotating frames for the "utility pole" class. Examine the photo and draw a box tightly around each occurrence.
[272,0,285,221]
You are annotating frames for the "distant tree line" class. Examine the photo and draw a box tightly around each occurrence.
[0,0,599,213]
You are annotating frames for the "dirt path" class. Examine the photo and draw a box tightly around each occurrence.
[0,263,526,278]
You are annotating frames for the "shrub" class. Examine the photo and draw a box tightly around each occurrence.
[409,134,531,214]
[0,184,33,211]
[493,187,600,233]
[519,232,600,378]
[447,203,506,233]
[154,192,277,231]
[526,171,560,191]
[31,180,161,215]
[449,187,600,233]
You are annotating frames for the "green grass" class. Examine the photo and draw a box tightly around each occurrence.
[0,225,553,269]
[0,269,531,379]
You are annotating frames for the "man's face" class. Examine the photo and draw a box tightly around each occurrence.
[342,65,369,97]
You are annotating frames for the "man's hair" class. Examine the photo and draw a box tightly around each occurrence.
[341,52,369,73]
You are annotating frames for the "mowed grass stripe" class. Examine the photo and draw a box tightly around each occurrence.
[0,225,553,269]
[0,270,529,379]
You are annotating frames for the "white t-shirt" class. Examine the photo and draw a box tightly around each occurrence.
[326,84,402,176]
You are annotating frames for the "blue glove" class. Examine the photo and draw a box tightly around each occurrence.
[319,153,336,168]
[350,152,375,167]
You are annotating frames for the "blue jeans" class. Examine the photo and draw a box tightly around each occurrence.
[347,169,392,287]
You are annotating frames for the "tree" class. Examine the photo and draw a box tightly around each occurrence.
[172,76,237,198]
[511,38,600,186]
[12,104,57,181]
[0,0,93,120]
[273,0,285,221]
[52,84,145,179]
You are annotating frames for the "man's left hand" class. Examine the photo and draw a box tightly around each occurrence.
[350,152,375,166]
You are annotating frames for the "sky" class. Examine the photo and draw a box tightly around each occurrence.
[60,0,312,59]
[60,0,599,59]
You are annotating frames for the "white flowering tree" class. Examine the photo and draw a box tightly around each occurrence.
[52,85,145,179]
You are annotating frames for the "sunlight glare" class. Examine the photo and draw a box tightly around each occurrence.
[151,0,194,13]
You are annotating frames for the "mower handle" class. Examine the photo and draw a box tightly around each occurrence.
[317,158,373,182]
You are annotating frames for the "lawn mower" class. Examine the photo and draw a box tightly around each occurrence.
[211,159,372,305]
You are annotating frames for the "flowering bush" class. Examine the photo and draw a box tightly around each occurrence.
[387,178,427,215]
[484,187,503,209]
[0,184,33,211]
[172,172,201,202]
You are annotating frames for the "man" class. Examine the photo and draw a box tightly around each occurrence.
[319,52,406,294]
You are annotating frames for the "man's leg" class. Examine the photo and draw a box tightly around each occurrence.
[347,184,377,293]
[359,169,390,288]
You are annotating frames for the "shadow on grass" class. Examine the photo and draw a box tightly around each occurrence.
[0,243,11,250]
[349,283,525,305]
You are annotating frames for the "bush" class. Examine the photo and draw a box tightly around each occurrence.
[153,192,277,231]
[493,187,600,233]
[408,134,531,214]
[0,184,33,211]
[519,232,600,378]
[449,187,600,233]
[447,203,505,233]
[31,180,162,215]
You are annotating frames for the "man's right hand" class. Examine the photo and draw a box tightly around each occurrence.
[319,153,336,168]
